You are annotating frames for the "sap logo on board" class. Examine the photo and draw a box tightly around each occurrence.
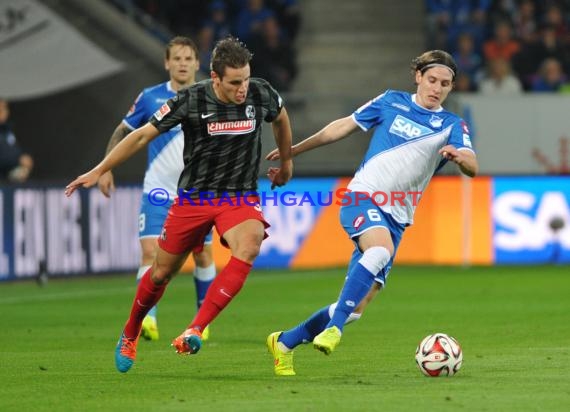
[493,191,570,250]
[389,115,432,140]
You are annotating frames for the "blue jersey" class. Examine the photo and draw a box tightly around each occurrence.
[123,81,183,197]
[350,89,475,225]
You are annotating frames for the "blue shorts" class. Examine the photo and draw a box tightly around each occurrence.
[139,193,213,243]
[340,192,405,285]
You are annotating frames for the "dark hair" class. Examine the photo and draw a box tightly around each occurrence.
[411,50,457,80]
[210,36,253,77]
[165,36,199,59]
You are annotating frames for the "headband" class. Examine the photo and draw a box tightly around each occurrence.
[422,63,455,77]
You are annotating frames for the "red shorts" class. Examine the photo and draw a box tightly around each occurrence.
[158,195,270,255]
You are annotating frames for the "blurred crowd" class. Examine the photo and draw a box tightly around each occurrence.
[125,0,301,92]
[426,0,570,93]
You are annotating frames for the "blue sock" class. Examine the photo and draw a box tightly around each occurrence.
[327,263,374,332]
[346,247,362,275]
[194,278,213,309]
[279,306,331,349]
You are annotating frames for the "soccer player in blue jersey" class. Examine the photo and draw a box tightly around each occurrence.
[266,49,479,375]
[97,36,216,342]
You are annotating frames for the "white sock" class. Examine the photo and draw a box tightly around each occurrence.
[136,265,151,281]
[194,263,216,281]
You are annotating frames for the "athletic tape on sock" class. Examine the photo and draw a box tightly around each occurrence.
[358,246,390,275]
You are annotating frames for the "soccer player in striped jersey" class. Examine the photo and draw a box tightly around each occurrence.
[266,50,479,376]
[65,36,293,373]
[97,36,216,342]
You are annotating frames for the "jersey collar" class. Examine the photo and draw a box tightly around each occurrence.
[411,94,444,112]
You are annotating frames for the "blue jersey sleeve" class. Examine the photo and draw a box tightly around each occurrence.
[447,119,475,152]
[123,91,149,130]
[352,92,387,131]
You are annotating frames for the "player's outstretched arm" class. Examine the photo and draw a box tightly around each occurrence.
[65,123,160,197]
[439,145,479,177]
[268,107,293,189]
[98,123,131,198]
[266,115,358,161]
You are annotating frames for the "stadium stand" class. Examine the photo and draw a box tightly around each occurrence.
[427,0,570,93]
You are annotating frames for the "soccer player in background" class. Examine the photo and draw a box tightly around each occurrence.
[265,50,479,376]
[65,36,293,373]
[97,36,216,342]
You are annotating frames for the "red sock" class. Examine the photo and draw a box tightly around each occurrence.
[124,269,167,338]
[189,256,252,330]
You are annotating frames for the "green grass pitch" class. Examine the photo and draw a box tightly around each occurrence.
[1,265,569,411]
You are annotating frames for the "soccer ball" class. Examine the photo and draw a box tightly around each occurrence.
[415,333,463,377]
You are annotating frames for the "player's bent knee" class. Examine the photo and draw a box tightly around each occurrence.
[151,256,186,283]
[149,268,170,284]
[234,243,261,263]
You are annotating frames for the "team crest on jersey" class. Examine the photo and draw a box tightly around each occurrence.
[207,119,256,135]
[389,114,433,140]
[353,214,365,230]
[429,115,443,128]
[245,105,255,119]
[153,103,171,121]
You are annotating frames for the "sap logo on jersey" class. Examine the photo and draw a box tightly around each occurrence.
[389,115,433,140]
